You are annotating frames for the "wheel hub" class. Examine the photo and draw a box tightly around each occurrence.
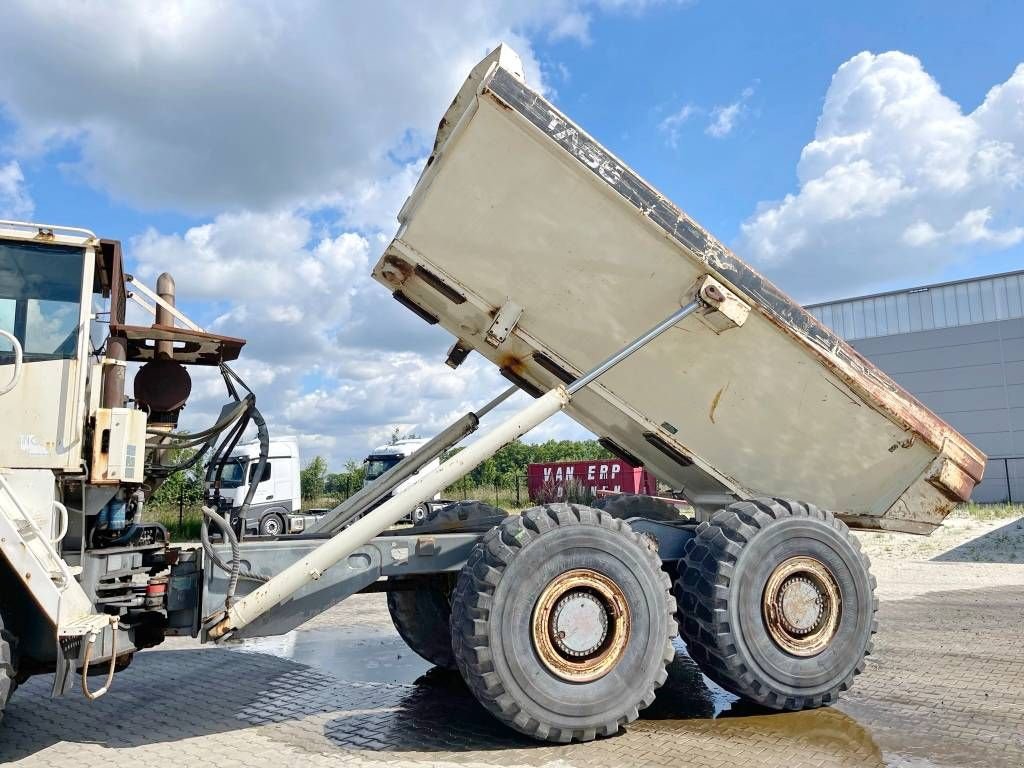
[532,569,630,682]
[777,576,825,635]
[551,591,609,657]
[763,556,841,657]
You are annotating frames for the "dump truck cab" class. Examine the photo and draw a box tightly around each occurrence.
[0,220,246,713]
[1,227,100,474]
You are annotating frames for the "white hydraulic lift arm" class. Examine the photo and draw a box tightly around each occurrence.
[208,298,702,639]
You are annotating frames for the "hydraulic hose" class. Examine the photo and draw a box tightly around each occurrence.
[146,399,248,440]
[183,362,272,610]
[148,397,253,476]
[199,401,270,607]
[235,405,269,523]
[81,616,119,700]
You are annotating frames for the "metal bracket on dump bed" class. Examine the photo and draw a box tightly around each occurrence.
[486,299,523,347]
[692,275,750,334]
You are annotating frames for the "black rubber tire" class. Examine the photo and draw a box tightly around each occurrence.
[386,501,509,668]
[259,513,285,536]
[410,503,429,525]
[0,610,17,723]
[451,503,675,743]
[592,494,688,522]
[424,500,508,526]
[413,500,508,534]
[387,574,457,669]
[675,498,877,710]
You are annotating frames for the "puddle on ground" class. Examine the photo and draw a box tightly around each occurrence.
[238,625,431,684]
[237,632,947,767]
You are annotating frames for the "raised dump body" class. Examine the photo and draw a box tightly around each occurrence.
[373,45,985,534]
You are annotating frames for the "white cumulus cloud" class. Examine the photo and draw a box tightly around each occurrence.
[739,52,1024,301]
[0,1,677,220]
[706,86,755,138]
[0,161,33,219]
[0,1,688,467]
[659,104,700,148]
[128,209,555,467]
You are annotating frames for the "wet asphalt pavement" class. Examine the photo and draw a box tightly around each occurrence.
[1,560,1022,767]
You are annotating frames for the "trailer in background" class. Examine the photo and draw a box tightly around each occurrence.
[527,458,656,503]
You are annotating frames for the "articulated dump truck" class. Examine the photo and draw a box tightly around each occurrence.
[0,45,984,743]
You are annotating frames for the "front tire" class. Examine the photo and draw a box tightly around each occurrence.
[0,609,17,722]
[259,513,285,536]
[451,503,675,742]
[676,498,876,710]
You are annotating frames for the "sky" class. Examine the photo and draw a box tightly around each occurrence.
[1,1,1022,469]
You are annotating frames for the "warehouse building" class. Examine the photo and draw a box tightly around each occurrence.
[806,268,1023,504]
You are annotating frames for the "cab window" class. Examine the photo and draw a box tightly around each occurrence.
[248,462,271,483]
[0,241,84,362]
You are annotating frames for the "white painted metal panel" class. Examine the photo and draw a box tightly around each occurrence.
[373,46,984,532]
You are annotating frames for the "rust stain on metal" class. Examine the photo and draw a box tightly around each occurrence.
[709,383,728,424]
[379,255,413,286]
[888,437,915,453]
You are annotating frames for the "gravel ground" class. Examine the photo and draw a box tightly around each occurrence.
[1,508,1022,767]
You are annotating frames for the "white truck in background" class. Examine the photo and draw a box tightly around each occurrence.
[362,438,444,523]
[212,436,444,535]
[212,437,309,536]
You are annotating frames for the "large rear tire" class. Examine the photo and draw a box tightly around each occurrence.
[451,503,675,742]
[421,500,508,531]
[592,493,688,522]
[676,498,876,710]
[387,575,457,669]
[387,501,509,668]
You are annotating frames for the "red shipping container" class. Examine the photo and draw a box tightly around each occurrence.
[527,459,656,503]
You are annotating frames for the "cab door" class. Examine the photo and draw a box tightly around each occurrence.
[273,457,297,512]
[0,236,93,470]
[248,459,274,504]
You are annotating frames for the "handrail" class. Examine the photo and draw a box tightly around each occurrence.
[0,474,72,588]
[0,219,98,242]
[51,501,69,545]
[0,330,23,396]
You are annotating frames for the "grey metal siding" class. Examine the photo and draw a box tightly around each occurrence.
[846,317,1023,503]
[808,270,1024,342]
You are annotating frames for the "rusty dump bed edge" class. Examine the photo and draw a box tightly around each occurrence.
[475,65,985,498]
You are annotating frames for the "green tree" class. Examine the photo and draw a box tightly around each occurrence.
[324,460,366,498]
[300,455,328,499]
[149,445,205,508]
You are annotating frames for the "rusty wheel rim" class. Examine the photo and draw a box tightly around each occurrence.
[762,556,841,657]
[531,569,631,682]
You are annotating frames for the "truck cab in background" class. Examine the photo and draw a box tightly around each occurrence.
[211,436,445,536]
[363,438,443,523]
[212,437,324,535]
